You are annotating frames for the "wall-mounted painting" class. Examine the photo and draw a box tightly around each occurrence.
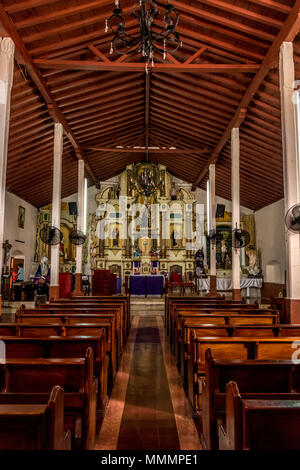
[18,206,25,229]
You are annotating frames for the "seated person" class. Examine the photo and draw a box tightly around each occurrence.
[34,276,49,306]
[16,263,24,282]
[13,263,25,300]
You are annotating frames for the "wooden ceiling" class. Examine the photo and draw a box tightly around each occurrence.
[1,0,300,209]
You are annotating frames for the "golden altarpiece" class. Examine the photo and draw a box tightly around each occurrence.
[33,163,258,281]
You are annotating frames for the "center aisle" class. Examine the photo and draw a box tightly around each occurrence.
[96,314,201,451]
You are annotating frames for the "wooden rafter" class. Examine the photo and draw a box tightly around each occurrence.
[33,59,260,74]
[82,147,211,154]
[0,3,99,188]
[192,0,300,190]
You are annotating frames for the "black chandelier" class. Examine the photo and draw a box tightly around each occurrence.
[105,0,182,70]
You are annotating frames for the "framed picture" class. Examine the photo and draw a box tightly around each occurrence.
[18,206,25,229]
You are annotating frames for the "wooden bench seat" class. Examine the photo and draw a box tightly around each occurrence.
[0,322,112,398]
[202,349,300,449]
[179,322,300,390]
[0,335,107,411]
[47,294,131,333]
[16,312,118,376]
[170,306,277,348]
[0,348,97,449]
[173,311,279,369]
[190,335,300,411]
[165,295,246,333]
[0,386,69,450]
[168,301,254,340]
[218,381,300,450]
[18,306,125,354]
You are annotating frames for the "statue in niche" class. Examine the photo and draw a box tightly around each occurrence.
[220,239,227,267]
[59,238,65,258]
[112,226,119,247]
[172,229,179,247]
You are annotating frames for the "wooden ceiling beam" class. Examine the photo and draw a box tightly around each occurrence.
[247,0,291,14]
[15,0,112,29]
[171,1,275,42]
[81,146,211,154]
[192,0,300,190]
[33,58,260,74]
[0,3,99,188]
[188,0,284,28]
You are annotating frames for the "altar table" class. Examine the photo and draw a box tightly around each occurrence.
[130,275,164,296]
[197,277,263,296]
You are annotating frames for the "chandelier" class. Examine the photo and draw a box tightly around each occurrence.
[105,0,182,70]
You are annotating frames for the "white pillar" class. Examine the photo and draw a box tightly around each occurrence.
[0,38,15,312]
[49,123,63,299]
[209,164,217,294]
[74,159,85,295]
[279,41,300,322]
[231,127,241,300]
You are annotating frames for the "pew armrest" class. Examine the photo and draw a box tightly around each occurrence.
[218,420,229,450]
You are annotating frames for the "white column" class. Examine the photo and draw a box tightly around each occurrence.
[231,127,241,299]
[76,159,85,275]
[209,164,217,293]
[279,41,300,321]
[50,123,63,296]
[0,38,15,310]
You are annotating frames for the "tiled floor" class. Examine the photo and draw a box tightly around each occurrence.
[96,314,201,451]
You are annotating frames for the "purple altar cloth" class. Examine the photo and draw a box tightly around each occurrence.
[117,277,121,294]
[130,275,164,296]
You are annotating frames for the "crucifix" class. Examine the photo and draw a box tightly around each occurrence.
[2,240,12,273]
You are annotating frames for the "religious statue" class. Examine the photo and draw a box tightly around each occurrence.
[246,246,260,276]
[172,229,179,247]
[2,240,12,274]
[59,238,65,258]
[195,248,205,276]
[112,226,119,247]
[220,239,227,266]
[41,255,49,277]
[133,248,141,259]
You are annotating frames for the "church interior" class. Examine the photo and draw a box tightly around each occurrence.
[1,0,300,452]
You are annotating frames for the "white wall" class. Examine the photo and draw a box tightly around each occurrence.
[193,187,254,215]
[4,191,37,280]
[255,199,286,284]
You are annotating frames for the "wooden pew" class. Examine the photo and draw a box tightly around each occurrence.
[202,349,300,450]
[16,312,118,378]
[170,304,273,347]
[218,381,300,450]
[165,294,227,329]
[0,386,69,450]
[173,309,279,364]
[190,334,300,412]
[19,305,125,354]
[0,335,106,411]
[0,348,97,449]
[166,296,247,337]
[44,302,128,343]
[179,321,298,389]
[0,323,111,400]
[48,294,131,332]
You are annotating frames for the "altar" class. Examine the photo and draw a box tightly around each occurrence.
[130,275,164,297]
[197,277,263,297]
